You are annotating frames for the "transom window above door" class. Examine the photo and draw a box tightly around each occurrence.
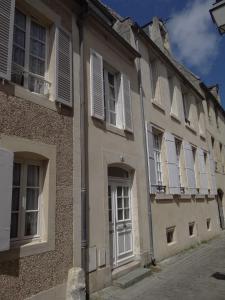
[12,9,49,96]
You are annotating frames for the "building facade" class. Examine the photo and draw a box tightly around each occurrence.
[0,1,225,299]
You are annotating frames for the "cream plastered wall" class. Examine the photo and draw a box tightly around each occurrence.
[137,36,221,260]
[203,98,225,219]
[83,19,151,293]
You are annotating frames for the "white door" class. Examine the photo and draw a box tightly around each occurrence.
[108,181,133,268]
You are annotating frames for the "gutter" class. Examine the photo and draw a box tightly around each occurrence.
[135,37,156,265]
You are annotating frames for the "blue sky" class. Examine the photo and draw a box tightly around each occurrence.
[103,0,225,109]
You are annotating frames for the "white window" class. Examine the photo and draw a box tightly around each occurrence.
[104,69,119,126]
[153,133,163,186]
[11,161,42,241]
[12,9,49,96]
[192,147,197,187]
[175,139,182,187]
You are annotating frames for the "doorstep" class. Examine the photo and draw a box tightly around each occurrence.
[113,267,151,288]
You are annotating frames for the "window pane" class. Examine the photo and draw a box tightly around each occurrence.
[12,188,20,211]
[124,198,129,208]
[124,209,130,219]
[108,73,114,85]
[12,46,25,66]
[109,99,116,111]
[27,165,39,187]
[26,188,39,210]
[109,86,115,99]
[31,21,46,42]
[30,39,45,59]
[118,233,124,254]
[15,9,26,30]
[25,212,38,236]
[110,112,116,125]
[13,163,21,186]
[117,198,122,208]
[14,27,25,48]
[118,209,123,220]
[124,187,129,197]
[117,187,122,197]
[29,56,45,76]
[10,213,18,238]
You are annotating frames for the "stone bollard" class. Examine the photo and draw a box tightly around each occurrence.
[66,267,86,300]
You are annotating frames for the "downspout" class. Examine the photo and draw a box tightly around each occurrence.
[135,35,156,265]
[78,0,89,295]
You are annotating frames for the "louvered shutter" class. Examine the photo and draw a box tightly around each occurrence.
[0,0,15,80]
[151,60,159,100]
[183,141,196,194]
[121,74,133,132]
[55,27,72,106]
[146,123,157,193]
[164,132,180,194]
[0,148,13,251]
[209,153,217,195]
[90,49,104,120]
[159,64,170,106]
[197,148,208,194]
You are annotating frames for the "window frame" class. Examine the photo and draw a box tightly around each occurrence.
[104,67,119,127]
[10,159,43,244]
[175,138,182,188]
[153,132,163,186]
[12,8,50,96]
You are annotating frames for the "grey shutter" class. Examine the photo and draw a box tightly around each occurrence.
[164,132,180,194]
[0,0,15,80]
[183,141,196,194]
[121,74,133,132]
[151,60,159,100]
[55,27,72,106]
[197,148,208,194]
[209,153,217,195]
[90,49,104,120]
[0,148,13,251]
[146,123,157,193]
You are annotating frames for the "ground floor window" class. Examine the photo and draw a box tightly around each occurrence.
[166,226,175,244]
[11,160,42,241]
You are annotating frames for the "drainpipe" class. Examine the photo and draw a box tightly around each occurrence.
[135,36,156,265]
[78,0,89,295]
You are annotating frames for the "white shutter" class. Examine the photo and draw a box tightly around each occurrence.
[55,27,72,106]
[146,123,157,193]
[183,141,196,194]
[197,148,208,195]
[0,0,15,80]
[90,49,104,120]
[121,74,133,132]
[151,60,159,100]
[0,148,13,251]
[164,132,180,194]
[209,153,217,195]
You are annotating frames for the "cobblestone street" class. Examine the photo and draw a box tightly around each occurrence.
[93,232,225,300]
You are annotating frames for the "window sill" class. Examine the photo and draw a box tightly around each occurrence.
[151,99,165,113]
[105,123,128,138]
[178,194,192,200]
[167,241,176,246]
[0,238,55,262]
[155,194,173,200]
[185,123,197,135]
[170,112,181,123]
[195,194,206,199]
[207,194,215,199]
[13,84,57,112]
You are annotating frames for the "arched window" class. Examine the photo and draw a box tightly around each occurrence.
[108,166,129,179]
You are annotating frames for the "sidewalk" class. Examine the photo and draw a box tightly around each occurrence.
[91,232,225,300]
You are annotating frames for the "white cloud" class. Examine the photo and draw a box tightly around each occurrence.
[167,0,220,74]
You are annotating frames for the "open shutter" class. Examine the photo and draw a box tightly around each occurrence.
[0,148,13,251]
[151,59,159,100]
[146,123,157,193]
[209,153,217,195]
[158,63,170,107]
[164,132,180,194]
[0,0,15,80]
[90,49,104,120]
[55,27,72,106]
[183,141,196,194]
[197,148,208,195]
[121,74,133,132]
